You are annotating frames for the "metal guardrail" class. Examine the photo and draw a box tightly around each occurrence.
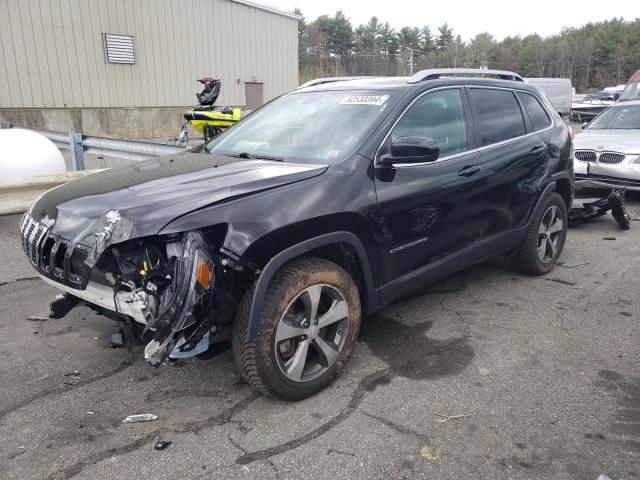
[1,124,186,169]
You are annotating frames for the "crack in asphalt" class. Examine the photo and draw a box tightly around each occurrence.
[359,409,430,441]
[0,276,40,287]
[234,368,391,465]
[0,351,137,420]
[47,392,261,479]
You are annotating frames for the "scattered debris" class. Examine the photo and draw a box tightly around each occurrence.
[596,475,613,480]
[478,367,490,376]
[557,260,588,269]
[420,445,441,460]
[546,278,577,286]
[326,448,356,457]
[26,315,50,322]
[603,236,616,241]
[434,407,477,423]
[86,411,95,415]
[111,330,125,348]
[64,370,80,377]
[154,440,172,450]
[570,189,630,230]
[122,414,158,423]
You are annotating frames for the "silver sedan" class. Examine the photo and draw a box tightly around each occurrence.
[574,100,640,190]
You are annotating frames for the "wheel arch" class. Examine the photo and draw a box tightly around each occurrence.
[246,232,377,341]
[553,173,574,210]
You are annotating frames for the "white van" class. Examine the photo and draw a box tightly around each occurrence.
[524,78,573,116]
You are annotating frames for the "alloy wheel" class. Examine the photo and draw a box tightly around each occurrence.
[537,205,564,263]
[274,284,349,383]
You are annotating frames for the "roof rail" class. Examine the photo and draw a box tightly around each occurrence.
[408,68,524,83]
[297,76,381,89]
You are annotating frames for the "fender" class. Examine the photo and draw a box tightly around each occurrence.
[247,231,377,341]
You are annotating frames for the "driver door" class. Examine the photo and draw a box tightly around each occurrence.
[372,87,489,296]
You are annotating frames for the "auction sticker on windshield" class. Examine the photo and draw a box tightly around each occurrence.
[340,95,389,106]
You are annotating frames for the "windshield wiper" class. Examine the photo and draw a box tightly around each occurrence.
[236,152,284,162]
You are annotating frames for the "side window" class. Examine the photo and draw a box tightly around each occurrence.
[391,89,468,158]
[517,92,552,131]
[469,88,526,146]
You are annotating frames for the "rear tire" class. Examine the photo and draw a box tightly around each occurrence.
[232,257,361,401]
[512,192,568,275]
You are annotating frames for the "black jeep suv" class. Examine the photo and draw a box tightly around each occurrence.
[21,69,573,400]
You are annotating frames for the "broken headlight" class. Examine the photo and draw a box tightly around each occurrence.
[144,230,216,365]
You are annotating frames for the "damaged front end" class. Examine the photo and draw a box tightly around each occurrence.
[99,229,248,366]
[22,209,250,366]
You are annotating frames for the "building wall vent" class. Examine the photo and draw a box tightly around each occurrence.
[103,34,135,64]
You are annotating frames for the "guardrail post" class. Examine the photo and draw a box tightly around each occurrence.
[69,133,85,171]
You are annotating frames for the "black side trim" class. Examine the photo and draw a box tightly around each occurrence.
[378,228,524,305]
[247,232,376,341]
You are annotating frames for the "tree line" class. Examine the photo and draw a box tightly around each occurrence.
[294,10,640,92]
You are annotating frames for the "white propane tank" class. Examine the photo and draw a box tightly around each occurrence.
[0,128,66,183]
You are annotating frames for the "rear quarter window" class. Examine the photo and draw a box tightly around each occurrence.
[469,88,526,146]
[517,92,552,131]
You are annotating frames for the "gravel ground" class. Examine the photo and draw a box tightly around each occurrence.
[0,190,639,480]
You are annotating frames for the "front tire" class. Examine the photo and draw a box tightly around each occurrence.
[232,257,361,401]
[512,192,568,275]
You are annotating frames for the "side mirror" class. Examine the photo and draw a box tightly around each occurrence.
[581,121,590,129]
[380,136,440,166]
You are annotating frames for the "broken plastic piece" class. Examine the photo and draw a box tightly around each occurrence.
[169,333,210,359]
[122,414,158,423]
[111,330,125,348]
[569,188,631,230]
[557,260,588,268]
[154,440,172,450]
[49,293,81,319]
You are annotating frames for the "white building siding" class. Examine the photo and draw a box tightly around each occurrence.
[0,0,299,109]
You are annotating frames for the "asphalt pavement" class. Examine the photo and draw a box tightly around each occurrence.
[0,192,639,480]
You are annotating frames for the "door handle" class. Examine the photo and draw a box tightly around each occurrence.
[529,145,546,155]
[457,165,482,177]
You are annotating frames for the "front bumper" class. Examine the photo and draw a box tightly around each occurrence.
[574,158,640,191]
[37,273,148,323]
[575,174,640,191]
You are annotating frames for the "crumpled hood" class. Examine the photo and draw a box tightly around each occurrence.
[574,130,640,155]
[30,152,327,243]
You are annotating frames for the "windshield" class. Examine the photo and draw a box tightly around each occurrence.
[588,105,640,130]
[206,90,396,163]
[620,82,640,102]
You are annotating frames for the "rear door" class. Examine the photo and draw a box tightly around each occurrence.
[468,87,549,238]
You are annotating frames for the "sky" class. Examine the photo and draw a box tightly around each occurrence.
[271,0,640,41]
